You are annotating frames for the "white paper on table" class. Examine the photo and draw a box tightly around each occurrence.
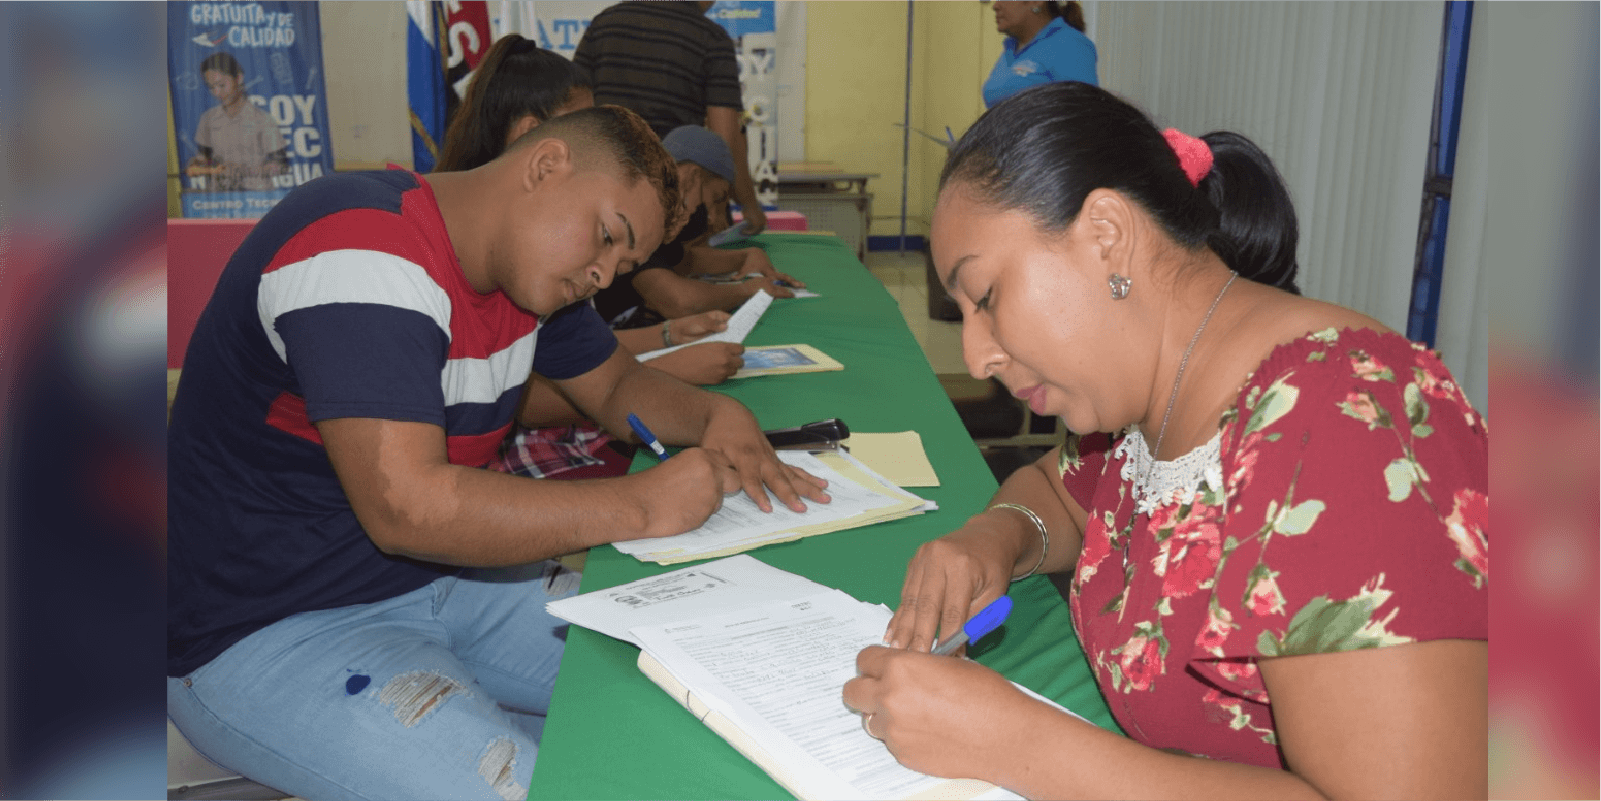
[631,593,1088,801]
[545,554,827,646]
[630,592,955,801]
[611,451,928,561]
[635,290,774,361]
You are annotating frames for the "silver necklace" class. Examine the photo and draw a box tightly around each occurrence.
[1123,272,1236,574]
[1150,272,1237,465]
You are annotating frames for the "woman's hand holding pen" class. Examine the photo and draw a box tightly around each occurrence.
[843,645,1034,782]
[884,522,1022,653]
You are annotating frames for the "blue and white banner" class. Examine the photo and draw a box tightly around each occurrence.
[407,2,447,174]
[167,1,334,218]
[709,1,777,207]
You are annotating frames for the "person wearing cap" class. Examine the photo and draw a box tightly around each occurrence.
[593,125,805,327]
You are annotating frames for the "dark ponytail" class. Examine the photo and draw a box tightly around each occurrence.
[1198,132,1300,293]
[435,35,593,173]
[940,81,1300,294]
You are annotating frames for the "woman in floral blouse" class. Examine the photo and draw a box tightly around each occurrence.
[843,81,1487,798]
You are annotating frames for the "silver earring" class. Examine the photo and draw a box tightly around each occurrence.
[1108,274,1132,300]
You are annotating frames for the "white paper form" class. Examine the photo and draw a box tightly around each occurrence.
[635,290,774,361]
[631,593,949,801]
[611,451,926,561]
[545,554,828,646]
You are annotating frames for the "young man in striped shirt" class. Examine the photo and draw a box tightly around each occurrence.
[167,105,826,799]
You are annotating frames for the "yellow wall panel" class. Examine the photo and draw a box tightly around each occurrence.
[804,0,1013,241]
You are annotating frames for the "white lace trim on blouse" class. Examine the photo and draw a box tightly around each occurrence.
[1115,426,1226,516]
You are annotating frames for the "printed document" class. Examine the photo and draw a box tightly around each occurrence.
[545,554,827,646]
[611,450,931,564]
[550,556,1103,800]
[631,592,971,800]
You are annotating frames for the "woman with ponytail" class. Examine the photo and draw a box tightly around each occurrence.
[844,82,1487,798]
[435,35,593,173]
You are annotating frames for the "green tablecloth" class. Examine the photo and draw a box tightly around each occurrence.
[528,233,1121,800]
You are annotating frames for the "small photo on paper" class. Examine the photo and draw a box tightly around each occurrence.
[742,346,817,370]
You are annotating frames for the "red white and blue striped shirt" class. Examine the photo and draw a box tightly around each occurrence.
[168,170,617,676]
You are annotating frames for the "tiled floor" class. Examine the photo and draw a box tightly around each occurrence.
[861,249,969,376]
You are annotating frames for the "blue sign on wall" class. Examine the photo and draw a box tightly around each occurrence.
[710,1,777,207]
[707,0,773,40]
[167,2,335,218]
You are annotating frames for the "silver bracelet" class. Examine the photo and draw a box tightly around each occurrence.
[990,503,1049,581]
[661,319,673,348]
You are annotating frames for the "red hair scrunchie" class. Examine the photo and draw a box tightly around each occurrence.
[1162,127,1213,187]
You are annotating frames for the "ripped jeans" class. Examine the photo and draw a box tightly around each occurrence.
[167,562,581,801]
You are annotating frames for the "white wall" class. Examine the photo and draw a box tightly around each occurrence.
[1097,2,1445,336]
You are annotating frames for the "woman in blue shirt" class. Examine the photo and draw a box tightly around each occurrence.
[982,1,1099,108]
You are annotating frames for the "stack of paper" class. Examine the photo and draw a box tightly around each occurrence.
[635,290,772,362]
[547,556,1033,800]
[611,450,933,565]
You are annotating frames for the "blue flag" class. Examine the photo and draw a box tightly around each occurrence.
[406,1,448,173]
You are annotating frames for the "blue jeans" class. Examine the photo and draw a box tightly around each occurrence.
[168,562,581,800]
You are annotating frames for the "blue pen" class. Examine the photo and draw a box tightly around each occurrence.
[931,595,1013,655]
[627,413,670,461]
[945,125,955,144]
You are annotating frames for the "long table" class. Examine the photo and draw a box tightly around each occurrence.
[527,233,1122,800]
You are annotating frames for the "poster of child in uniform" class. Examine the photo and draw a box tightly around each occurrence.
[168,2,335,217]
[185,51,289,192]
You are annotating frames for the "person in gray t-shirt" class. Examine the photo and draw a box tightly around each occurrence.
[186,51,289,192]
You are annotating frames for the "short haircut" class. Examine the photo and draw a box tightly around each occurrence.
[199,51,243,78]
[506,104,682,235]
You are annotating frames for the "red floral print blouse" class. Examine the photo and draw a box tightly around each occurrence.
[1061,327,1489,767]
